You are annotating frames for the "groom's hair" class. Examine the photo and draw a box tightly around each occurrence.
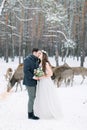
[32,48,39,53]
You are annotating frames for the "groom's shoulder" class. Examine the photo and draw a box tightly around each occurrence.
[24,55,32,64]
[24,54,32,60]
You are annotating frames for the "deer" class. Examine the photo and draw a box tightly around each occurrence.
[51,63,74,87]
[71,66,87,84]
[7,63,24,92]
[4,68,13,81]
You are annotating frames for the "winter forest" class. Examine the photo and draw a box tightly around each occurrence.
[0,0,87,66]
[0,1,87,130]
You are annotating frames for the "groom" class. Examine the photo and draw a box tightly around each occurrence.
[23,48,41,120]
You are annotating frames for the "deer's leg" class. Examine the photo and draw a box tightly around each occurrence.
[66,78,70,87]
[7,82,12,92]
[19,81,22,91]
[80,75,85,84]
[15,82,18,92]
[57,77,62,87]
[70,75,74,86]
[64,78,70,87]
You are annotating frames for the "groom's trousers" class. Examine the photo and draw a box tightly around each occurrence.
[26,86,36,113]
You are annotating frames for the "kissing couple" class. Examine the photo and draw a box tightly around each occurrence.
[23,48,62,120]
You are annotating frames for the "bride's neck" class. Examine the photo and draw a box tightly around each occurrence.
[39,62,42,66]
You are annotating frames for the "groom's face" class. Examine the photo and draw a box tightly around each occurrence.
[34,51,41,58]
[38,52,43,60]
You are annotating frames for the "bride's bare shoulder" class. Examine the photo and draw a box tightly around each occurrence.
[46,62,52,70]
[46,62,53,76]
[46,62,50,66]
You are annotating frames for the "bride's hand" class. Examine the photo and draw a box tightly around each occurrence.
[38,75,46,80]
[33,76,39,80]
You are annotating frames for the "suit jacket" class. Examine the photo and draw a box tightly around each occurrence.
[23,54,39,86]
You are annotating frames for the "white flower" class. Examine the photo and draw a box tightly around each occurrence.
[41,50,48,55]
[34,67,44,77]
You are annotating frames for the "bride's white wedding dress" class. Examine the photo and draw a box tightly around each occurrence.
[34,77,62,120]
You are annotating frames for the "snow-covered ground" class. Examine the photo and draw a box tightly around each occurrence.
[0,56,87,130]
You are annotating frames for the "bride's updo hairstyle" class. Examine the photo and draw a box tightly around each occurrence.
[41,50,52,74]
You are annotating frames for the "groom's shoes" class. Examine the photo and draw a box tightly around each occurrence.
[28,112,39,120]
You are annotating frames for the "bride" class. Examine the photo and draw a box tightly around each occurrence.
[34,50,62,120]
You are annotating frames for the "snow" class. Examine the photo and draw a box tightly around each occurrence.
[0,56,87,130]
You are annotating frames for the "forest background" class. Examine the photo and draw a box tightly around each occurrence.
[0,0,87,66]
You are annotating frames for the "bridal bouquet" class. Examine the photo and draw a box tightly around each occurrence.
[34,67,44,78]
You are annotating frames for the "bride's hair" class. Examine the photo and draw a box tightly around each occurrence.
[41,50,52,74]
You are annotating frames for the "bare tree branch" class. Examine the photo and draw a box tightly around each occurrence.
[13,11,32,22]
[16,0,40,10]
[0,0,6,15]
[0,20,16,30]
